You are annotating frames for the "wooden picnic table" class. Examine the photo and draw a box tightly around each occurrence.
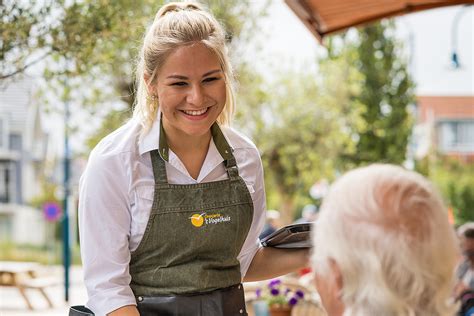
[0,261,56,310]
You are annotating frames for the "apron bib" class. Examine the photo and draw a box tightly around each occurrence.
[129,122,254,315]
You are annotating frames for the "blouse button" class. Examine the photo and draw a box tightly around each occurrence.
[137,296,143,302]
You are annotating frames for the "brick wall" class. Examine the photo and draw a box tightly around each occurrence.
[417,96,474,122]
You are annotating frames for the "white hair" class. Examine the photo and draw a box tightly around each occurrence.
[312,164,460,316]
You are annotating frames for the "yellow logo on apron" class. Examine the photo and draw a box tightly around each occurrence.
[190,213,205,227]
[189,213,231,227]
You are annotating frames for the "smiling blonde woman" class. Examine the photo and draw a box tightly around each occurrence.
[78,2,309,316]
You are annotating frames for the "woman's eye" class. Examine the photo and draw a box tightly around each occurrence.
[203,77,220,83]
[171,82,187,86]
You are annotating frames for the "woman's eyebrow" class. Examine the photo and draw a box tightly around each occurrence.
[165,69,222,80]
[166,74,188,80]
[202,69,222,77]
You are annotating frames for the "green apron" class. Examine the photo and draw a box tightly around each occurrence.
[129,122,254,315]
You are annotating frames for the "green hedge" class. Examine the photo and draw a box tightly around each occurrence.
[0,241,82,265]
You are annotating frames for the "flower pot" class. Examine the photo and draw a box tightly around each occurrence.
[269,304,292,316]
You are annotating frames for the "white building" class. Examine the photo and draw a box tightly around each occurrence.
[0,77,50,245]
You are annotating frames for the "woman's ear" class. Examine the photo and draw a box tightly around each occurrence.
[144,74,155,95]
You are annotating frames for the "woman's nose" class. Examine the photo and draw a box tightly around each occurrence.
[186,85,204,106]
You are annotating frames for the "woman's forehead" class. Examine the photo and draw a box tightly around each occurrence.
[159,43,221,78]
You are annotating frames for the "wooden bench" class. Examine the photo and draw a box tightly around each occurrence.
[0,261,58,310]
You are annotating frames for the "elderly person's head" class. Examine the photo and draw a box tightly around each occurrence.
[312,164,460,316]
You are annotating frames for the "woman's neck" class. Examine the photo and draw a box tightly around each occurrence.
[166,129,211,155]
[163,124,212,180]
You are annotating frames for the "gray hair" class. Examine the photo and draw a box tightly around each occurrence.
[133,1,235,137]
[312,164,459,316]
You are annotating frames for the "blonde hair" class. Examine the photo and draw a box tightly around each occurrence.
[133,1,235,136]
[312,164,460,316]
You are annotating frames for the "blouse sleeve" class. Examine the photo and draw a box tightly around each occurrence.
[78,148,137,315]
[237,148,266,279]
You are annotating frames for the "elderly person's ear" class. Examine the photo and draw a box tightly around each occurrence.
[314,258,344,316]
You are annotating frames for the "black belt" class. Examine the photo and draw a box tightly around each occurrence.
[137,283,247,316]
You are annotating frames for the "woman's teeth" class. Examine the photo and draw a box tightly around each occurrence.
[182,108,208,116]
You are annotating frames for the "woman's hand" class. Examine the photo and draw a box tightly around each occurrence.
[108,305,140,316]
[243,247,310,282]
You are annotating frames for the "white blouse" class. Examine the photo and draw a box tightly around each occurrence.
[78,114,266,315]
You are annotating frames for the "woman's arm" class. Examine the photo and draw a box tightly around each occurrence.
[79,149,137,314]
[243,247,310,282]
[108,305,140,316]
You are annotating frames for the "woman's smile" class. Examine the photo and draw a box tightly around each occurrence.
[179,106,212,120]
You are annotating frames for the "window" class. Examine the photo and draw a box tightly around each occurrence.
[437,120,474,153]
[0,162,10,203]
[9,134,22,151]
[0,116,9,150]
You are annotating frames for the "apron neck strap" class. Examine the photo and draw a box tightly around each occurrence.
[210,123,239,178]
[151,120,239,184]
[151,150,168,184]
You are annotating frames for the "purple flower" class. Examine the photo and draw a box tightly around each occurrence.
[284,288,291,295]
[295,290,304,298]
[256,288,262,298]
[268,279,281,288]
[270,288,280,296]
[289,297,298,306]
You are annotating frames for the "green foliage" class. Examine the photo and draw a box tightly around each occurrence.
[235,65,361,223]
[328,22,416,165]
[245,21,415,221]
[417,156,474,225]
[0,241,82,265]
[1,0,152,80]
[1,1,55,79]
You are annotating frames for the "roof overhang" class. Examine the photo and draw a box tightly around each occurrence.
[285,0,474,42]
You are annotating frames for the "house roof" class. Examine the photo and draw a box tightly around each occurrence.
[285,0,474,41]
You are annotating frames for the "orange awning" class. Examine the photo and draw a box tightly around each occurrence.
[285,0,474,42]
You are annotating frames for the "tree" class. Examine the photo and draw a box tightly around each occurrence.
[1,1,150,81]
[250,20,415,222]
[234,63,362,224]
[417,155,474,225]
[350,21,415,164]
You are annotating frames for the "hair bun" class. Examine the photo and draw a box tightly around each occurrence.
[155,2,203,20]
